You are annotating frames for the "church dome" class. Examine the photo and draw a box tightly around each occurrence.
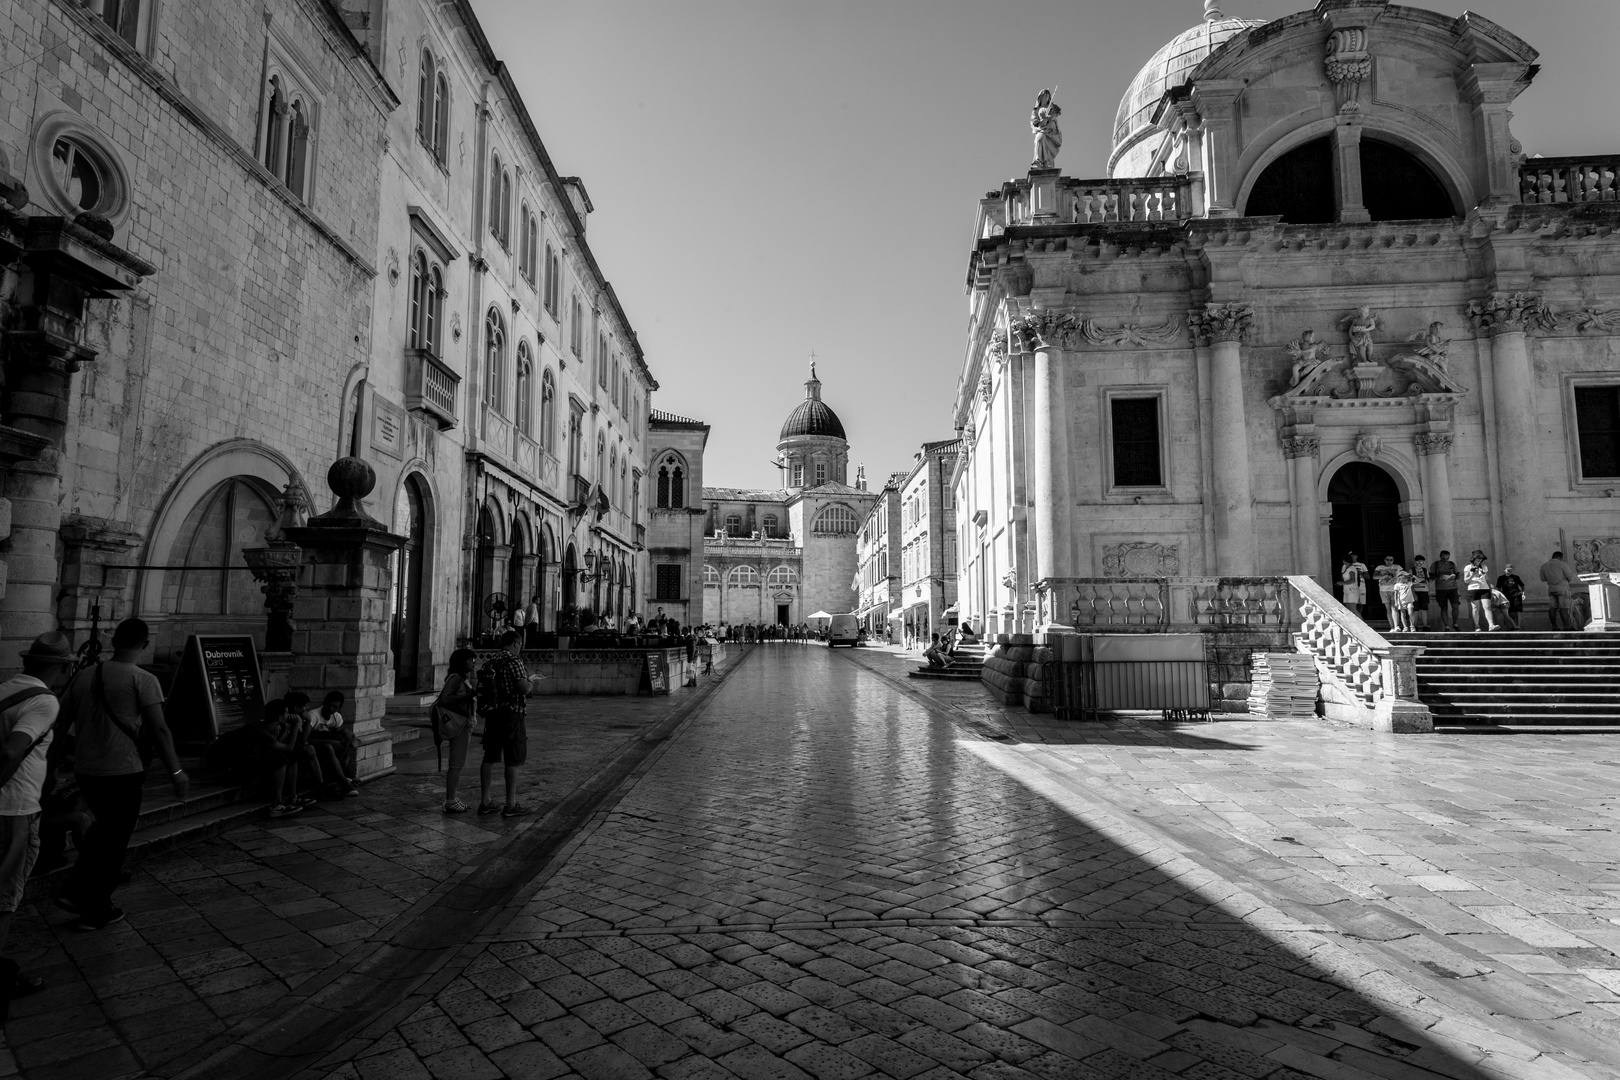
[780,398,845,441]
[1112,5,1264,164]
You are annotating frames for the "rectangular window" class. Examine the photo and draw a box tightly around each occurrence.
[1576,386,1620,479]
[1110,397,1163,487]
[815,462,827,486]
[656,564,683,601]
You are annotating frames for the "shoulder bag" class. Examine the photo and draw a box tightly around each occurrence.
[96,666,159,768]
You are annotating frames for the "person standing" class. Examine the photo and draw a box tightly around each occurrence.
[0,632,77,1008]
[58,619,188,930]
[1497,564,1527,631]
[1340,553,1368,616]
[524,595,544,649]
[1373,555,1401,625]
[1539,551,1579,630]
[478,630,535,819]
[434,649,478,814]
[1463,550,1498,631]
[1431,550,1461,631]
[1391,571,1416,632]
[1410,555,1431,629]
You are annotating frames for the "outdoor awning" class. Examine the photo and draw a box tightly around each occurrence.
[943,605,958,615]
[886,610,905,620]
[807,610,833,621]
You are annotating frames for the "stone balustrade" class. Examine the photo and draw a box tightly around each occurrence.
[1064,176,1196,223]
[1519,156,1620,205]
[1287,574,1431,733]
[1061,577,1289,629]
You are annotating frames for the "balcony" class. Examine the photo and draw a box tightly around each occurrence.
[989,174,1200,233]
[1519,156,1619,205]
[571,473,592,509]
[635,523,646,550]
[405,348,459,429]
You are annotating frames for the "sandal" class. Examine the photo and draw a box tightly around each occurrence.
[443,799,470,814]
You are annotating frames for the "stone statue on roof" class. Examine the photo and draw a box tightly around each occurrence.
[1031,89,1062,170]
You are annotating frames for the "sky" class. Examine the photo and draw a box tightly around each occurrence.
[480,0,1619,493]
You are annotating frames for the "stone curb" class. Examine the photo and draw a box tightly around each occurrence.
[165,646,757,1080]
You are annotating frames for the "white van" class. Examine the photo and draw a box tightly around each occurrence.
[826,613,860,647]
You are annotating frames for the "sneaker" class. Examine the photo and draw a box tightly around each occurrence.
[75,907,126,932]
[345,785,361,798]
[477,803,500,816]
[443,799,470,814]
[269,803,303,818]
[501,804,531,819]
[295,794,318,807]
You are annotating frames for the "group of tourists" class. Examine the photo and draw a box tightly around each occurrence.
[1339,548,1585,632]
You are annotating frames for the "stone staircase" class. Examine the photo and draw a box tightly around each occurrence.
[907,642,988,682]
[1394,631,1620,726]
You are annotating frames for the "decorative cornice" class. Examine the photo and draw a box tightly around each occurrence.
[1078,317,1183,348]
[1187,303,1254,346]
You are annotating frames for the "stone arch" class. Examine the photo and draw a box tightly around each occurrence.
[390,469,437,690]
[1233,116,1472,222]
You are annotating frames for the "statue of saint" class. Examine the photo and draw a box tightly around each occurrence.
[1285,329,1328,387]
[1339,306,1381,364]
[1031,89,1062,170]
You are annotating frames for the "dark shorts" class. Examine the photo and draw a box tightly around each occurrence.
[1435,590,1459,607]
[481,713,528,766]
[1467,589,1492,603]
[1413,593,1430,610]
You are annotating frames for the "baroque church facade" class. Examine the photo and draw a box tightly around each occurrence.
[643,365,876,630]
[951,0,1620,636]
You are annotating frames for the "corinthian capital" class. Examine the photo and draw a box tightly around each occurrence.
[1412,432,1453,456]
[1188,302,1255,346]
[1280,435,1320,459]
[1009,309,1080,352]
[1466,292,1554,336]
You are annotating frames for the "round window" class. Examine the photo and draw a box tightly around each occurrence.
[29,113,131,225]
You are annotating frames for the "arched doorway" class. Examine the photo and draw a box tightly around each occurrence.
[392,477,430,691]
[473,504,501,640]
[562,543,578,613]
[508,517,528,614]
[1328,462,1404,624]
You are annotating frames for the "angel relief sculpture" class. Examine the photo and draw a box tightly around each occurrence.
[1340,306,1382,364]
[1407,321,1450,369]
[1285,329,1333,388]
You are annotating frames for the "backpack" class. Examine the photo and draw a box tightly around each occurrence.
[475,663,501,716]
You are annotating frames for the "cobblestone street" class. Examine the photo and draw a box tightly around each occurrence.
[166,644,1618,1080]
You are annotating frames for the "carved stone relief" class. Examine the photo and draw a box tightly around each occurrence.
[1078,317,1182,348]
[1324,27,1371,113]
[1280,435,1320,459]
[1275,315,1466,401]
[1101,542,1180,577]
[1412,432,1453,456]
[1354,432,1381,461]
[1186,303,1255,346]
[1574,538,1620,574]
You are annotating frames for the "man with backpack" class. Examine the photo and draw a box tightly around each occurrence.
[56,619,187,931]
[0,632,77,1010]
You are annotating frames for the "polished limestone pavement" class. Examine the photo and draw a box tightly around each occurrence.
[315,645,1617,1080]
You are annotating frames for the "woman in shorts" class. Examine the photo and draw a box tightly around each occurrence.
[1340,552,1368,616]
[435,649,478,814]
[1409,555,1431,629]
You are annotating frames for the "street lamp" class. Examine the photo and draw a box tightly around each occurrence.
[242,482,307,652]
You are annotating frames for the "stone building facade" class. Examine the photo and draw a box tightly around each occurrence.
[0,0,656,715]
[645,409,709,630]
[898,440,960,645]
[951,0,1620,636]
[856,472,904,643]
[700,365,878,628]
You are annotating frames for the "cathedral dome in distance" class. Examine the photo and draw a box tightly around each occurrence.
[1112,1,1264,163]
[779,360,846,441]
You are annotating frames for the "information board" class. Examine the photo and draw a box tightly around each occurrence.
[639,651,671,696]
[168,635,266,743]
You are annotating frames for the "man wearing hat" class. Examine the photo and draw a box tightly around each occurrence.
[0,631,77,1009]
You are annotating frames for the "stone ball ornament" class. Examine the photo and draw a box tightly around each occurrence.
[329,455,377,508]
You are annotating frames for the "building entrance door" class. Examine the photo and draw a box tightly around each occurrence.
[392,479,427,691]
[1328,462,1403,625]
[777,604,790,626]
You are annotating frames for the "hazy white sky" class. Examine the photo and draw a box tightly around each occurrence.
[480,0,1618,492]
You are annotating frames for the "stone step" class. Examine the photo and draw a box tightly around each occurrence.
[908,669,984,681]
[1428,712,1620,725]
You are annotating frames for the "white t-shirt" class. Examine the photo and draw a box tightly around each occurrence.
[0,675,58,816]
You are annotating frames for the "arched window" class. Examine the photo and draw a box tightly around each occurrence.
[656,455,686,509]
[162,478,279,616]
[518,204,533,279]
[540,369,556,453]
[609,446,619,504]
[724,513,743,537]
[426,266,442,354]
[762,514,778,536]
[489,153,503,239]
[484,309,506,413]
[409,251,427,350]
[263,75,285,174]
[767,566,798,588]
[729,566,759,586]
[813,504,859,535]
[596,432,606,487]
[285,98,310,198]
[620,458,627,506]
[791,461,804,487]
[702,565,720,586]
[416,50,433,144]
[550,250,561,312]
[432,73,449,161]
[543,243,556,313]
[570,297,583,354]
[515,343,533,435]
[500,172,513,248]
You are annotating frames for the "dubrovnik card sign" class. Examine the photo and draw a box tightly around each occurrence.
[169,635,266,742]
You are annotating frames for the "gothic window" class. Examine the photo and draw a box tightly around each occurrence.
[729,565,759,586]
[540,369,556,453]
[571,297,583,355]
[813,505,859,535]
[762,514,778,536]
[545,246,560,314]
[489,153,504,241]
[766,566,798,587]
[657,466,669,508]
[515,343,533,436]
[432,73,449,161]
[409,251,427,350]
[259,80,313,202]
[162,478,278,616]
[702,565,720,587]
[518,204,535,280]
[417,50,433,147]
[408,251,445,355]
[621,459,628,505]
[1576,386,1620,479]
[499,172,513,248]
[632,474,640,524]
[1109,396,1163,488]
[725,513,744,537]
[483,309,506,414]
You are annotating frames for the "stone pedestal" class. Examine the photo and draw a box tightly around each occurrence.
[1586,575,1620,633]
[1373,645,1434,733]
[285,458,406,781]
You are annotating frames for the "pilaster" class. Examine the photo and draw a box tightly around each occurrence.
[1189,303,1257,575]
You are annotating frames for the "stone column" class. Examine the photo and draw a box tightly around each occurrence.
[1468,294,1546,571]
[0,216,150,672]
[1331,123,1370,223]
[1414,433,1455,558]
[1190,303,1257,576]
[285,458,406,781]
[1282,436,1322,580]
